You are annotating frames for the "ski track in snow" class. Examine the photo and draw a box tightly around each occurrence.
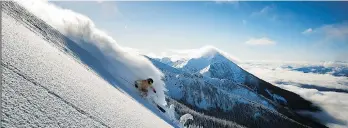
[2,6,173,128]
[2,65,109,128]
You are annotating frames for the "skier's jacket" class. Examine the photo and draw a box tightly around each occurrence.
[135,79,156,93]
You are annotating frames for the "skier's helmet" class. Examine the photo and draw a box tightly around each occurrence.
[147,78,153,84]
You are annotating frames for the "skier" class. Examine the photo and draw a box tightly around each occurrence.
[135,78,156,97]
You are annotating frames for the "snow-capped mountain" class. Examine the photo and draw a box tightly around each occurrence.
[154,47,320,109]
[148,47,328,128]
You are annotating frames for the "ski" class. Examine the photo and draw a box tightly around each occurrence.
[156,104,166,113]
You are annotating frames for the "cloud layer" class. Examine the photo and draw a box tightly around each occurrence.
[319,22,348,41]
[245,37,276,45]
[240,61,348,128]
[303,22,348,42]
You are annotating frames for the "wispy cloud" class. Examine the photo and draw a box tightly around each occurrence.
[302,28,313,34]
[245,37,276,45]
[307,22,348,42]
[250,6,272,17]
[318,22,348,41]
[250,5,283,22]
[242,20,247,25]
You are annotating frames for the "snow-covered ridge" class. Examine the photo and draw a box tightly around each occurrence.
[2,1,191,127]
[2,1,173,127]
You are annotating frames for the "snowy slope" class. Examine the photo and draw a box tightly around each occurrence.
[8,0,185,125]
[15,0,168,106]
[2,1,174,128]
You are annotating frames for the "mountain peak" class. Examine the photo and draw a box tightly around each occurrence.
[193,45,240,64]
[195,45,220,58]
[148,45,240,70]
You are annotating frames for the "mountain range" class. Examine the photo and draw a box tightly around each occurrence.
[147,47,327,128]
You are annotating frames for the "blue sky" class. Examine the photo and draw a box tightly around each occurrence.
[51,1,348,62]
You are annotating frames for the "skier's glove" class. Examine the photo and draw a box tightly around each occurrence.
[153,89,157,93]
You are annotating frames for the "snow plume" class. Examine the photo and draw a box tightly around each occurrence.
[15,0,167,105]
[165,104,181,126]
[161,104,193,128]
[240,61,348,128]
[167,104,178,122]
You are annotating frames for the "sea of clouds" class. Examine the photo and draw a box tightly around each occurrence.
[239,60,348,128]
